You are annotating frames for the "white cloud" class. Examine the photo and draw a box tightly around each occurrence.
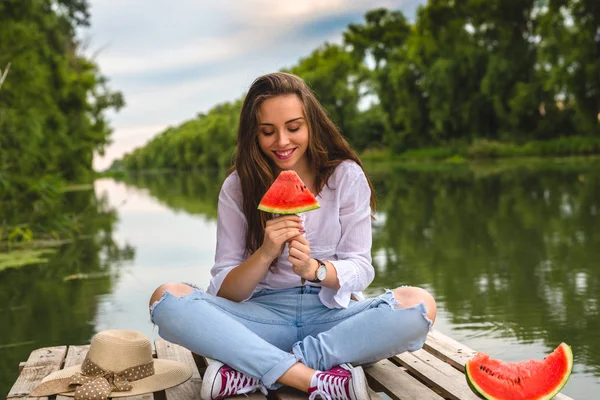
[98,37,246,76]
[221,0,399,21]
[88,0,424,170]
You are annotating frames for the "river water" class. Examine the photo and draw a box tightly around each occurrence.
[1,161,599,398]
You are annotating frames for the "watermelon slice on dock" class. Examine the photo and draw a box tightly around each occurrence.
[258,170,320,214]
[465,342,573,400]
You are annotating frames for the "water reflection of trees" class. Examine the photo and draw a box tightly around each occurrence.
[118,165,600,375]
[120,170,227,220]
[0,189,134,396]
[369,164,600,374]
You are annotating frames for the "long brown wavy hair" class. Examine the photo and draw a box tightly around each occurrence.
[231,72,377,259]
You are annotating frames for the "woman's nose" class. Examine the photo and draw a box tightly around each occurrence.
[276,132,289,147]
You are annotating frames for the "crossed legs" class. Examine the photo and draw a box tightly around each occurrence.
[149,283,436,392]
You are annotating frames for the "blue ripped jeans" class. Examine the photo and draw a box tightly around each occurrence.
[150,285,431,390]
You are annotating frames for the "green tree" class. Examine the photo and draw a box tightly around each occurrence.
[286,43,364,148]
[0,0,124,243]
[537,0,600,135]
[121,101,240,171]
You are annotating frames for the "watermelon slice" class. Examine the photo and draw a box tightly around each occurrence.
[258,170,320,214]
[465,343,573,400]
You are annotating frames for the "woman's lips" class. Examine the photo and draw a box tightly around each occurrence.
[273,148,296,160]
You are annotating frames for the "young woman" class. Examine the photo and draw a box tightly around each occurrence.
[149,72,436,400]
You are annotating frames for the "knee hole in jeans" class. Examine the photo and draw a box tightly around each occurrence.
[391,286,437,324]
[149,282,195,309]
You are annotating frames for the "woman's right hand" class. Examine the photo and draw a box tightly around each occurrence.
[260,215,304,260]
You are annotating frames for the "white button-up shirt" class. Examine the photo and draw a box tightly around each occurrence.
[207,160,375,308]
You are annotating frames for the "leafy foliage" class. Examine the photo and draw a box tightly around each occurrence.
[119,101,240,171]
[120,3,598,171]
[0,0,123,243]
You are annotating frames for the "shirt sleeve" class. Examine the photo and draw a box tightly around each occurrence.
[206,174,250,298]
[319,166,375,308]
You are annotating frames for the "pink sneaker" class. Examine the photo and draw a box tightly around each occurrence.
[308,364,370,400]
[201,361,268,400]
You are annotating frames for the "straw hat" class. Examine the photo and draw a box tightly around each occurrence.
[30,330,192,400]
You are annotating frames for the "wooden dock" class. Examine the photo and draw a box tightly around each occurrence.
[6,329,573,400]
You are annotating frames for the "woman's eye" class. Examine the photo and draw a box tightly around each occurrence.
[288,127,300,132]
[262,130,275,136]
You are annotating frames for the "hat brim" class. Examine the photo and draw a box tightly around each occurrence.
[38,359,192,397]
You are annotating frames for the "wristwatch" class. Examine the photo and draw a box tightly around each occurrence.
[307,258,327,283]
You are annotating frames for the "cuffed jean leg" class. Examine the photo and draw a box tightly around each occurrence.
[292,291,432,371]
[150,289,299,389]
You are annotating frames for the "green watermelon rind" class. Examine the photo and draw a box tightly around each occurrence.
[465,343,573,400]
[257,203,320,214]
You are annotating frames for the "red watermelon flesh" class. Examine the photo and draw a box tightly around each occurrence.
[258,170,320,214]
[465,343,573,400]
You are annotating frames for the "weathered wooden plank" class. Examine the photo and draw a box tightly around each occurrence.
[61,345,89,368]
[394,349,480,400]
[364,359,444,400]
[195,354,268,400]
[155,339,202,400]
[120,392,155,400]
[7,334,574,400]
[552,394,574,400]
[56,345,89,400]
[270,386,307,400]
[193,352,209,371]
[367,387,384,400]
[423,330,477,373]
[7,346,67,399]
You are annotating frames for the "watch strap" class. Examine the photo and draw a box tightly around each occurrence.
[307,258,326,283]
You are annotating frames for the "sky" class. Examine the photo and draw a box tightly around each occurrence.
[87,0,424,171]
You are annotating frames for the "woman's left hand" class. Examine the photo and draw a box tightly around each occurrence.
[288,234,314,280]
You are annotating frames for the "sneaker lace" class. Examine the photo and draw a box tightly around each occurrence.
[308,373,350,400]
[222,370,268,397]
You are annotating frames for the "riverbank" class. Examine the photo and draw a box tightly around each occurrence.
[361,136,600,164]
[5,149,599,257]
[363,155,600,177]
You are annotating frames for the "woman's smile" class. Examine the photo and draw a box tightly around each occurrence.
[273,148,296,160]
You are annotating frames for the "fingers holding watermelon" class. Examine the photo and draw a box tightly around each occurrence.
[265,214,303,228]
[288,234,312,278]
[261,215,304,260]
[288,231,309,247]
[258,170,320,262]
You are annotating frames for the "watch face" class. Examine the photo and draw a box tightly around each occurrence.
[317,265,327,281]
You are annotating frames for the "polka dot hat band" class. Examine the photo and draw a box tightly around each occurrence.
[29,330,192,399]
